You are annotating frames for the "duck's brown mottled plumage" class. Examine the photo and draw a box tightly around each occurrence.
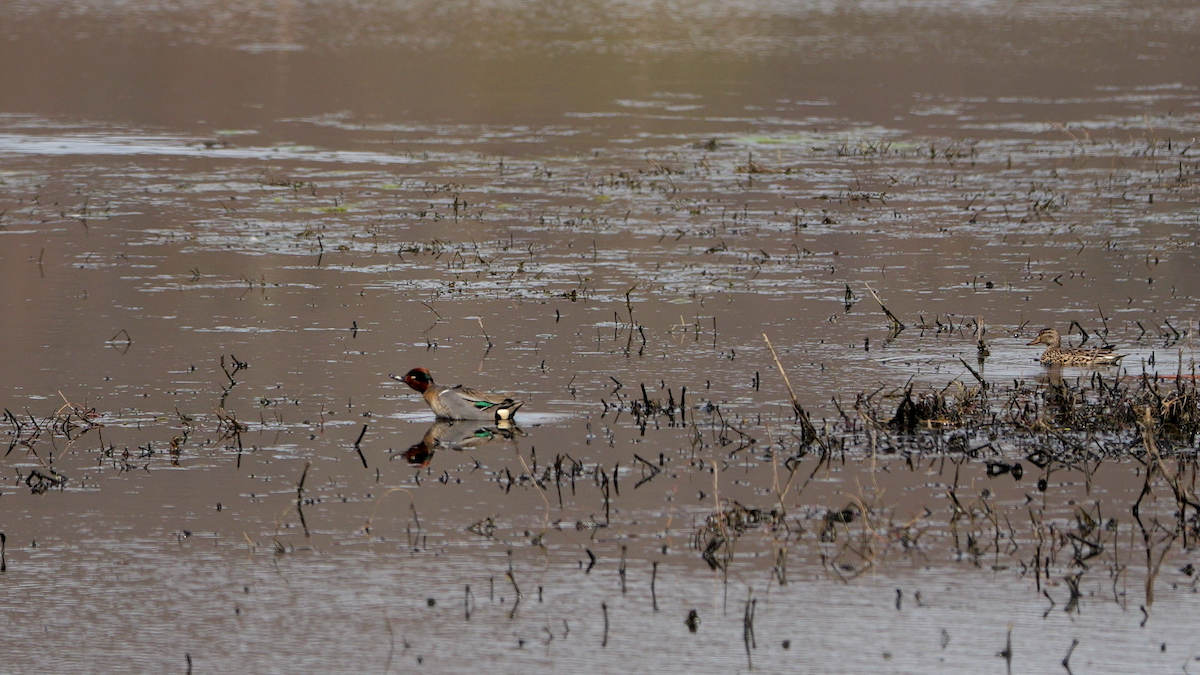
[1026,328,1126,366]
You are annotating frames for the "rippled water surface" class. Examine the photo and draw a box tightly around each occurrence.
[2,1,1199,673]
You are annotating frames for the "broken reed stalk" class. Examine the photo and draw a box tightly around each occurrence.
[477,317,493,349]
[296,461,311,501]
[1062,638,1079,674]
[998,622,1013,674]
[743,593,757,669]
[763,335,800,413]
[506,583,521,620]
[619,545,627,593]
[361,487,417,533]
[625,285,637,328]
[651,561,658,611]
[958,357,987,389]
[512,447,551,539]
[353,424,369,468]
[763,334,818,442]
[864,282,905,331]
[601,601,609,647]
[768,423,802,513]
[383,613,396,671]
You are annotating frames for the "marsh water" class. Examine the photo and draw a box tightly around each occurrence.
[2,1,1200,672]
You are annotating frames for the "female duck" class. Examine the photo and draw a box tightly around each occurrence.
[1026,328,1125,366]
[396,368,523,421]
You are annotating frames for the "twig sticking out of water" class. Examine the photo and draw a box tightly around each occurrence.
[997,622,1013,674]
[220,353,248,384]
[743,592,757,670]
[360,487,416,534]
[763,335,799,411]
[599,468,612,525]
[651,561,658,611]
[506,570,522,619]
[296,461,312,537]
[384,613,396,671]
[477,317,493,350]
[420,301,442,319]
[217,354,248,409]
[1068,320,1090,345]
[1062,638,1079,675]
[107,329,133,353]
[601,602,609,647]
[354,424,369,468]
[619,545,627,593]
[763,334,818,443]
[958,357,987,389]
[864,283,905,333]
[296,461,310,501]
[975,316,990,361]
[512,447,551,540]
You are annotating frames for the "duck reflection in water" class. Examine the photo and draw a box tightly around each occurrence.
[399,419,524,467]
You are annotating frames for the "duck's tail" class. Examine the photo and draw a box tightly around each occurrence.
[495,400,523,421]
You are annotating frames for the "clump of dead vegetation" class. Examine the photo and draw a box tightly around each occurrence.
[3,395,107,493]
[682,363,1199,600]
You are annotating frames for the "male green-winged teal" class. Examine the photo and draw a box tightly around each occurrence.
[1026,328,1126,366]
[395,367,523,421]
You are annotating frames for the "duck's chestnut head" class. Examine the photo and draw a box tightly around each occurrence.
[403,367,434,393]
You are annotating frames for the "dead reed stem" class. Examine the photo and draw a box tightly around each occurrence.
[864,282,905,331]
[762,334,800,412]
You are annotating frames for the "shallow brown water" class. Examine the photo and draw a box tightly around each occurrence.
[2,1,1200,673]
